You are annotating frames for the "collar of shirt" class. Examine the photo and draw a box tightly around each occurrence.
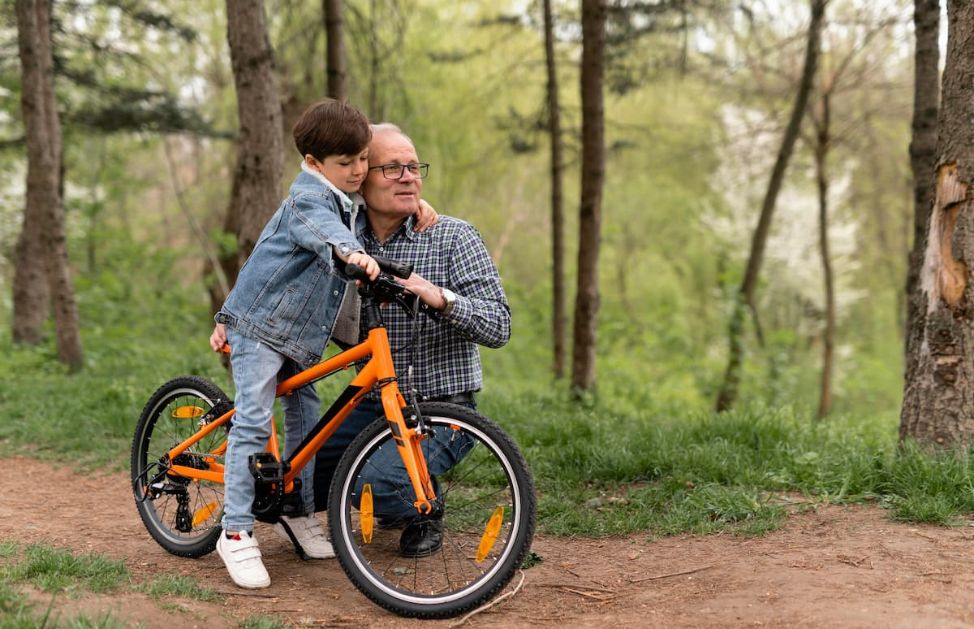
[363,214,418,246]
[300,161,355,213]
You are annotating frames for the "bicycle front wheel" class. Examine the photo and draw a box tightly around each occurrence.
[131,376,230,558]
[328,402,535,618]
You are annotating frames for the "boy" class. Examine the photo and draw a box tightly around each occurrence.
[209,99,381,589]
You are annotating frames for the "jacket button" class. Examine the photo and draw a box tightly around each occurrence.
[333,290,339,296]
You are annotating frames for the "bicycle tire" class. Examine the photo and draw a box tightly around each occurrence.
[328,402,535,618]
[131,376,231,558]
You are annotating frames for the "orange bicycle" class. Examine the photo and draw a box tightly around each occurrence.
[130,258,535,618]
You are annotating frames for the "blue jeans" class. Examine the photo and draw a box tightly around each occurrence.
[313,398,475,521]
[223,328,319,532]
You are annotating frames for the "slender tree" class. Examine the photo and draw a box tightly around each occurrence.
[715,0,826,412]
[323,0,347,100]
[812,84,835,419]
[572,0,607,393]
[213,0,285,313]
[542,0,567,379]
[904,0,940,372]
[14,0,83,369]
[900,0,974,445]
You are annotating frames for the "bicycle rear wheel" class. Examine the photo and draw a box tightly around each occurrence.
[328,402,535,618]
[131,376,231,557]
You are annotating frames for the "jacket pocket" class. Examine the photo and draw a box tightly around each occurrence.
[268,286,297,327]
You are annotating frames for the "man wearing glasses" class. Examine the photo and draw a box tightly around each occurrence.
[312,123,511,557]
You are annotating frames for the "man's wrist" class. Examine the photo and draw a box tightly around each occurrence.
[439,287,457,314]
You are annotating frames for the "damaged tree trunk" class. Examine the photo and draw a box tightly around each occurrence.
[900,0,974,445]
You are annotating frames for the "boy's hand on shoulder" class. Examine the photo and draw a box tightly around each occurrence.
[413,199,438,232]
[344,251,380,280]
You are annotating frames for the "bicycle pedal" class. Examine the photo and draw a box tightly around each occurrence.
[249,453,288,483]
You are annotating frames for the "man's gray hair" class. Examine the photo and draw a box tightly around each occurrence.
[371,123,415,148]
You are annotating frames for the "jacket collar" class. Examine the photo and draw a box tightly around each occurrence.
[299,161,354,213]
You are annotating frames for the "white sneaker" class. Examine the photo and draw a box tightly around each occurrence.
[216,531,270,589]
[274,514,335,559]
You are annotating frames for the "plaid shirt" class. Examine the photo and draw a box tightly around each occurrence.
[358,214,511,399]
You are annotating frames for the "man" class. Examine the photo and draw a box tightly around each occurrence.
[312,123,511,556]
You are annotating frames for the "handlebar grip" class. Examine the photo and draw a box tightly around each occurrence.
[345,263,371,282]
[373,255,413,279]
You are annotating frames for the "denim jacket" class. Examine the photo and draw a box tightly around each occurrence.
[215,168,363,367]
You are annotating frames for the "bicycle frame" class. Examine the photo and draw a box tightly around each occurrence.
[163,325,439,516]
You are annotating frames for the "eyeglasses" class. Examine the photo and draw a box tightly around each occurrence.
[368,162,430,180]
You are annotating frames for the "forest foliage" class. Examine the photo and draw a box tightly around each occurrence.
[0,0,915,423]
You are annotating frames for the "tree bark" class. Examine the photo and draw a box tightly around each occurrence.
[814,89,835,420]
[715,0,826,412]
[904,0,940,381]
[12,0,50,345]
[323,0,347,100]
[900,0,974,446]
[15,0,83,369]
[571,0,607,393]
[543,0,567,380]
[214,0,285,313]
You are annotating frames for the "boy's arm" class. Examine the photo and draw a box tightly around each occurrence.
[289,193,377,277]
[413,199,438,232]
[210,323,227,352]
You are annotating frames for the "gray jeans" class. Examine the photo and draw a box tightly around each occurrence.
[222,328,318,532]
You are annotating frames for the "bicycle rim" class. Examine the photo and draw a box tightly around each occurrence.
[132,379,227,555]
[330,409,533,616]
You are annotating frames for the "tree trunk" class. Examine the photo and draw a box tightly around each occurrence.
[12,196,48,344]
[571,0,607,394]
[15,0,83,369]
[904,0,940,381]
[12,0,50,345]
[543,0,567,380]
[715,0,826,412]
[368,0,381,119]
[814,89,835,420]
[900,0,974,446]
[215,0,285,313]
[323,0,347,100]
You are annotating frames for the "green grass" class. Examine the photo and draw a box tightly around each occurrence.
[238,617,290,629]
[135,574,221,602]
[0,542,218,628]
[3,545,128,594]
[4,269,974,543]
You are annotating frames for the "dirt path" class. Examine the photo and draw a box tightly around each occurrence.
[2,456,972,627]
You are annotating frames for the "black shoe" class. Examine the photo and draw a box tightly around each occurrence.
[399,518,443,557]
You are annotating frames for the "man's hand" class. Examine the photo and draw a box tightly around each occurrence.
[413,199,439,232]
[210,323,227,352]
[339,249,380,280]
[397,272,449,310]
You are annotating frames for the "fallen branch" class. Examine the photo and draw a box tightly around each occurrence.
[628,564,715,584]
[538,582,615,593]
[448,570,527,628]
[213,589,278,599]
[559,587,615,601]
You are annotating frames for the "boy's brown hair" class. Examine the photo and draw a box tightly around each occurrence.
[292,99,371,159]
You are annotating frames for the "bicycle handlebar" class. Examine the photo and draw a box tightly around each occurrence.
[345,255,413,282]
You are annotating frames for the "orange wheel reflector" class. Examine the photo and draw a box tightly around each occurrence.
[172,405,205,419]
[361,483,374,544]
[191,501,219,526]
[476,506,505,562]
